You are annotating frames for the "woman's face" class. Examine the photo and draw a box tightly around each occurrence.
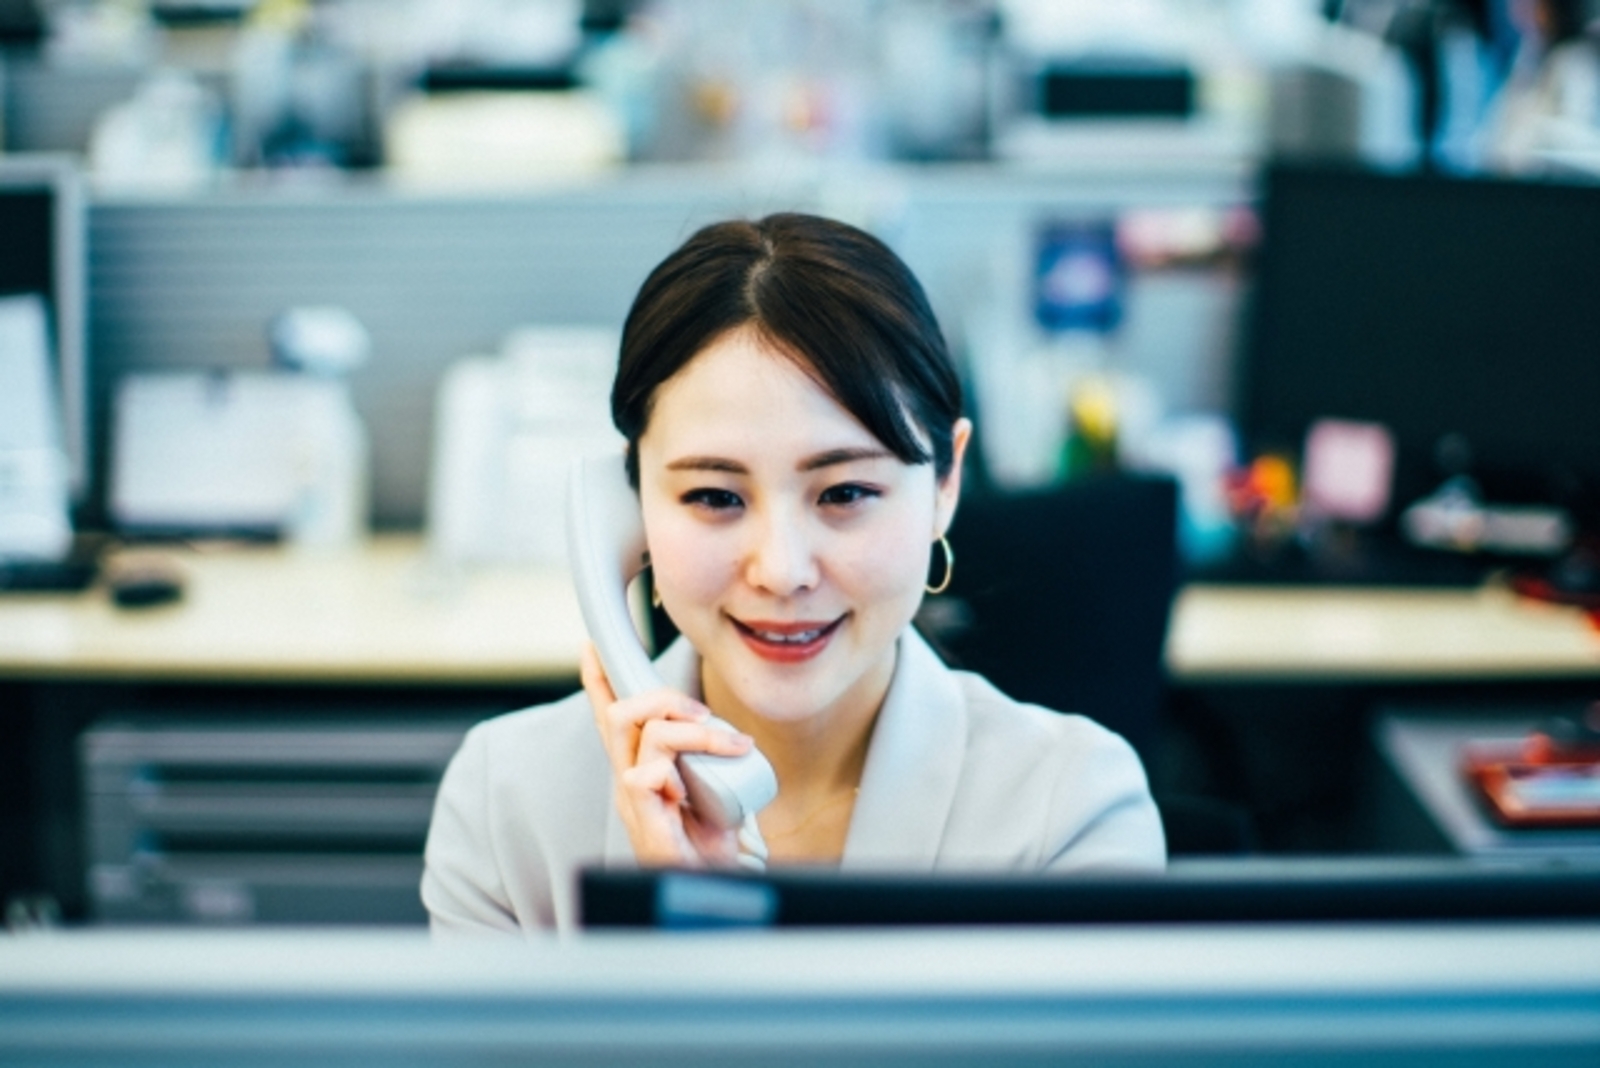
[636,325,968,728]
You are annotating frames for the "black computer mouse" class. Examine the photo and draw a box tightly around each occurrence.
[107,564,185,609]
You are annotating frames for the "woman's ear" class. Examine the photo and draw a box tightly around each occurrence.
[934,418,973,538]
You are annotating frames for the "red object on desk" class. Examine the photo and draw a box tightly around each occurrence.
[1509,540,1600,614]
[1461,730,1600,830]
[1511,570,1600,611]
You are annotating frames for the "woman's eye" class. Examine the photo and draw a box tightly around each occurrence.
[682,487,744,511]
[818,483,881,508]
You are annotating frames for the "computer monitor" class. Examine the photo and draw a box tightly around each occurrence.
[580,860,1600,929]
[0,155,88,506]
[1238,163,1600,532]
[0,0,44,46]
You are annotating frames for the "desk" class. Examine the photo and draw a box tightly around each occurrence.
[1167,584,1600,684]
[0,536,587,684]
[3,536,1597,685]
[0,537,593,921]
[1376,713,1600,860]
[1161,584,1598,854]
[4,538,1600,914]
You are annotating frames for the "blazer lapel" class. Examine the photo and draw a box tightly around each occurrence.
[841,628,968,871]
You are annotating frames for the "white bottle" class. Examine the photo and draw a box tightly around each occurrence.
[270,306,371,551]
[287,381,369,551]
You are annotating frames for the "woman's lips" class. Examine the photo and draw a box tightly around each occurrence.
[730,616,844,663]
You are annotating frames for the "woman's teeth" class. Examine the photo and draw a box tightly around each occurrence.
[752,627,824,644]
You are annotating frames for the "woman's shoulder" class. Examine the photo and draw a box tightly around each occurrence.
[936,665,1165,871]
[424,687,611,933]
[950,667,1137,760]
[456,687,604,776]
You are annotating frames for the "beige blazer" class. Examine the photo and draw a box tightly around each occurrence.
[422,628,1166,934]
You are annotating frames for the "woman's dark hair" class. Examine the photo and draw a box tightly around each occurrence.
[613,213,963,486]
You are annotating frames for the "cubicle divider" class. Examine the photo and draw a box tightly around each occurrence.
[84,164,1247,527]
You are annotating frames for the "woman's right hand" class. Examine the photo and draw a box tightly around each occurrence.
[580,642,755,868]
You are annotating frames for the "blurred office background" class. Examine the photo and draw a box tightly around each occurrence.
[3,0,1599,927]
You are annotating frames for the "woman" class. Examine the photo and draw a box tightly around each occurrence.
[422,213,1164,934]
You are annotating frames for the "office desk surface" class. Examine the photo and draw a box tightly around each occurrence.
[0,536,586,684]
[1,536,1597,685]
[1167,582,1600,683]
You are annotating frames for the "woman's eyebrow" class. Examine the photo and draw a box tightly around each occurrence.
[799,447,894,472]
[664,448,893,475]
[665,456,747,474]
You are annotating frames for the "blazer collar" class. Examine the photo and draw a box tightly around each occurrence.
[603,630,968,872]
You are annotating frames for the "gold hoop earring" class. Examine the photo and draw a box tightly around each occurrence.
[648,568,663,609]
[925,535,954,595]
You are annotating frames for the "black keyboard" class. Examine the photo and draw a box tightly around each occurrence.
[1190,540,1494,589]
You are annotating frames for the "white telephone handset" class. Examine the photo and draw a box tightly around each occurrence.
[566,454,778,855]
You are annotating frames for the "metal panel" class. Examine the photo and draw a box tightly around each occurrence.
[81,718,474,925]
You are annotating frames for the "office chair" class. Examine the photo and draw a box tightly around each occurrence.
[921,474,1178,766]
[918,474,1253,857]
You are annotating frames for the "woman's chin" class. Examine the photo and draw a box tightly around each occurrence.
[726,661,841,722]
[713,640,900,732]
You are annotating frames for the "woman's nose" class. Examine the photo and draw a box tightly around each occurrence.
[744,512,820,595]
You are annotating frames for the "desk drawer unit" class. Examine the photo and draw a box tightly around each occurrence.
[80,720,472,924]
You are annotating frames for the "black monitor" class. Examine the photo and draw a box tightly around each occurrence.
[0,156,88,506]
[1238,163,1600,533]
[0,0,44,46]
[580,860,1600,929]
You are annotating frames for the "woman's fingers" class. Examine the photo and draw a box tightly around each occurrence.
[683,811,743,866]
[578,642,616,712]
[620,754,688,809]
[580,644,631,772]
[635,717,753,770]
[581,642,711,774]
[618,753,740,867]
[580,641,754,868]
[617,758,695,866]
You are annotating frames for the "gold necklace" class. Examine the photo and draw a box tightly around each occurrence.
[762,787,861,842]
